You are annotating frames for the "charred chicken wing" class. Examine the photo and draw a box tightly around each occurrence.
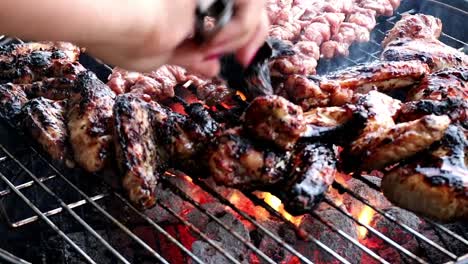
[382,125,468,222]
[21,97,72,165]
[114,94,166,209]
[67,71,115,172]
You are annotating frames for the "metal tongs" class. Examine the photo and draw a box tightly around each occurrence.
[194,0,274,99]
[194,0,234,44]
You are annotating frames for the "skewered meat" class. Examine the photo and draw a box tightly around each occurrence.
[107,66,179,101]
[350,114,451,171]
[382,125,468,222]
[0,83,28,123]
[207,128,290,188]
[114,94,166,209]
[20,97,72,165]
[67,71,115,172]
[382,14,468,71]
[275,143,338,215]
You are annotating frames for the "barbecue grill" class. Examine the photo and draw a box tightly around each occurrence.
[0,0,467,263]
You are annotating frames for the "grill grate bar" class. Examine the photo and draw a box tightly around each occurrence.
[18,146,170,264]
[323,196,429,264]
[10,194,106,228]
[332,181,459,260]
[113,191,205,264]
[0,247,32,264]
[156,200,242,264]
[0,146,131,264]
[244,192,352,264]
[0,172,97,264]
[0,174,56,197]
[188,176,315,264]
[308,210,390,264]
[161,178,278,264]
[424,219,468,247]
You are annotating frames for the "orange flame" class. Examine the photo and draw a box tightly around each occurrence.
[236,90,247,101]
[357,206,375,239]
[227,190,270,223]
[256,192,304,226]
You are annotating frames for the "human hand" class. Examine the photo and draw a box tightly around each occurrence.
[84,0,269,77]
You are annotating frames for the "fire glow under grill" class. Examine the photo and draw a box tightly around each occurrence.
[0,1,467,263]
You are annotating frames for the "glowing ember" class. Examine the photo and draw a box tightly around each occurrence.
[236,90,247,101]
[183,175,193,183]
[256,192,304,226]
[357,206,375,239]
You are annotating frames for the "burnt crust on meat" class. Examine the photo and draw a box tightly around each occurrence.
[67,71,115,172]
[0,42,83,84]
[22,77,74,100]
[382,125,468,222]
[275,143,338,215]
[0,83,28,123]
[207,128,289,189]
[114,94,165,209]
[20,97,72,165]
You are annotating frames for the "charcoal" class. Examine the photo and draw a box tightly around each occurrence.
[189,210,250,264]
[343,176,392,219]
[363,207,422,263]
[297,211,361,264]
[256,219,298,263]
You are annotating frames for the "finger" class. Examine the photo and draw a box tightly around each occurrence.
[169,41,221,77]
[86,45,171,73]
[235,10,270,66]
[184,59,221,77]
[204,0,266,54]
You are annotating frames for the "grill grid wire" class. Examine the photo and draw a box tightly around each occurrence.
[0,1,467,263]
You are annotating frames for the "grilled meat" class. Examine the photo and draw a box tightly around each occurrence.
[382,15,468,71]
[407,67,468,102]
[22,77,74,100]
[107,66,180,101]
[0,42,80,63]
[278,60,428,110]
[269,40,320,77]
[400,67,468,127]
[383,38,468,71]
[67,71,115,172]
[244,95,306,150]
[20,98,72,165]
[399,99,467,128]
[207,128,289,189]
[382,125,468,222]
[275,143,338,215]
[279,74,352,109]
[381,13,442,47]
[244,95,365,149]
[114,94,166,209]
[0,42,84,84]
[0,83,28,123]
[323,60,430,94]
[350,114,451,171]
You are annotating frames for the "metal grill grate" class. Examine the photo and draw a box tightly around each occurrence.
[0,1,467,263]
